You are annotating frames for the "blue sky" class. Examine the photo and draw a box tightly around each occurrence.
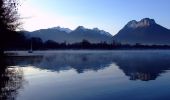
[19,0,170,35]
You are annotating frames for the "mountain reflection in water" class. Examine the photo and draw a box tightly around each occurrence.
[6,50,170,81]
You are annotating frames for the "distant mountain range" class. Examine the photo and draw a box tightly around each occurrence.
[24,18,170,45]
[113,18,170,45]
[24,26,113,44]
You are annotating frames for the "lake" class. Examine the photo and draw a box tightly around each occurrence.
[1,50,170,100]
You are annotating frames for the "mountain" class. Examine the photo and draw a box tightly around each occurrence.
[25,27,71,43]
[68,26,113,43]
[50,26,72,33]
[25,26,113,44]
[113,18,170,45]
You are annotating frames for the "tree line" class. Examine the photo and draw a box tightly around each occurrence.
[4,34,170,50]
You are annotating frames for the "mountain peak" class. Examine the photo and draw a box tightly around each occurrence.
[50,26,72,33]
[76,26,86,30]
[139,18,156,26]
[140,18,155,24]
[93,28,100,31]
[93,28,112,36]
[126,20,138,28]
[126,18,156,29]
[114,18,170,45]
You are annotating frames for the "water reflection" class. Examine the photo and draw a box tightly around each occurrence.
[6,51,170,81]
[113,52,170,81]
[0,56,24,100]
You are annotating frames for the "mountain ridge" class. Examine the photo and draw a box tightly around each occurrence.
[113,18,170,45]
[24,26,113,44]
[23,18,170,45]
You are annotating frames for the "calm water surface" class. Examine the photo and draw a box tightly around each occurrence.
[1,50,170,100]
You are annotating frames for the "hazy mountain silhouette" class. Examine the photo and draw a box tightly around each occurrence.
[113,18,170,45]
[23,18,170,45]
[24,26,113,44]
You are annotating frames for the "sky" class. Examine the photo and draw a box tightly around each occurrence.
[19,0,170,35]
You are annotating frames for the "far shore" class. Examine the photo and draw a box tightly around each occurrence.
[4,49,170,57]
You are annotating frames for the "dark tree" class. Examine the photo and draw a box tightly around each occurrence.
[31,37,43,50]
[0,0,20,54]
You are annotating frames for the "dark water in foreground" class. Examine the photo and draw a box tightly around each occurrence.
[1,50,170,100]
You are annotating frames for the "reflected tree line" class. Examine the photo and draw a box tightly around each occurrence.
[0,55,24,100]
